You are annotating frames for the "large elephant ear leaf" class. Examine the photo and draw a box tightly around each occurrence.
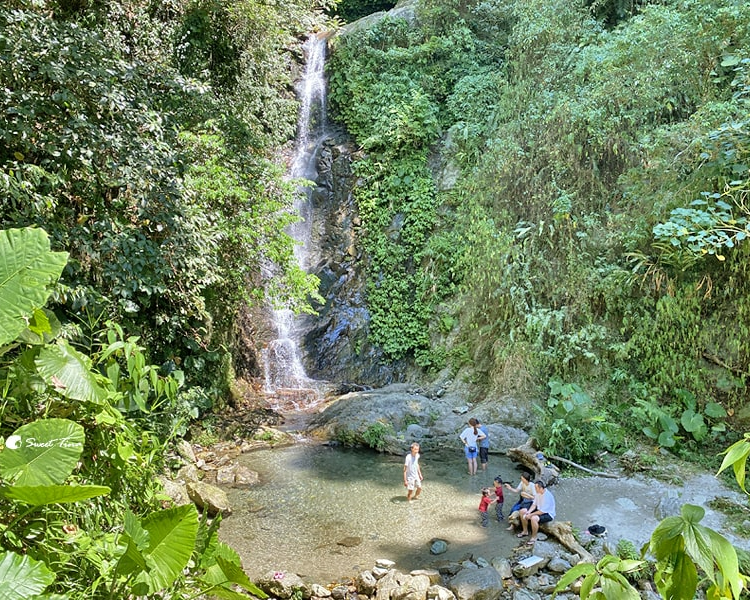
[0,419,85,486]
[36,340,108,404]
[0,550,55,599]
[0,227,69,347]
[2,484,110,506]
[136,505,200,593]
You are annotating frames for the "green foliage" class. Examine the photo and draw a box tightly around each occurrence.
[0,552,55,600]
[534,379,619,462]
[717,432,750,493]
[0,0,329,405]
[0,228,68,348]
[653,189,750,265]
[650,504,744,599]
[361,421,395,452]
[0,227,267,598]
[553,554,644,599]
[625,384,727,451]
[328,13,500,360]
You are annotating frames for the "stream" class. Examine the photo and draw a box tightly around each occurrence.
[218,440,750,584]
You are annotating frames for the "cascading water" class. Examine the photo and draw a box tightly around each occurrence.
[262,34,329,409]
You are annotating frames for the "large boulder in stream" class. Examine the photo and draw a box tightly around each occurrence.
[306,384,529,454]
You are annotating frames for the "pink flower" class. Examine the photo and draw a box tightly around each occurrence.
[273,571,285,580]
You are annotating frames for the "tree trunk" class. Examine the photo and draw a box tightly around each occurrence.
[506,439,560,485]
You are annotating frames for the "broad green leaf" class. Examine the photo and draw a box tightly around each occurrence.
[0,228,68,347]
[216,555,267,597]
[705,402,727,419]
[618,559,645,573]
[2,484,110,506]
[554,562,595,592]
[681,410,705,433]
[681,503,705,523]
[650,516,686,560]
[717,438,750,492]
[721,55,741,67]
[658,430,676,447]
[16,309,58,345]
[601,572,640,599]
[0,551,55,599]
[580,571,598,598]
[0,419,84,485]
[135,505,199,593]
[682,520,742,599]
[35,340,108,404]
[115,511,151,578]
[655,551,698,600]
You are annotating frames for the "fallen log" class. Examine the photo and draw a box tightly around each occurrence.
[506,439,560,485]
[547,455,620,479]
[508,513,594,563]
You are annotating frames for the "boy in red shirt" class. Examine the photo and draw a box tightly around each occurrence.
[493,476,505,522]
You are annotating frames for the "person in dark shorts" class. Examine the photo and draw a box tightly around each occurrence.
[476,418,490,472]
[517,480,556,545]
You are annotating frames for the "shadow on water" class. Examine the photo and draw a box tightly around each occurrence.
[218,441,750,584]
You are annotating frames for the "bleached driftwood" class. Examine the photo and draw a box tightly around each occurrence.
[508,513,594,563]
[506,439,560,485]
[548,454,619,479]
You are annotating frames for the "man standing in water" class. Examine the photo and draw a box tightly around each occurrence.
[477,418,490,472]
[404,442,423,501]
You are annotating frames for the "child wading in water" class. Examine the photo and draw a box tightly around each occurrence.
[479,488,494,527]
[493,476,505,521]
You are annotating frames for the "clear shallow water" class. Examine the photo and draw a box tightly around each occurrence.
[218,443,749,584]
[219,443,520,583]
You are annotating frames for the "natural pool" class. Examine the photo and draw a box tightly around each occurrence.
[219,442,520,583]
[218,441,748,584]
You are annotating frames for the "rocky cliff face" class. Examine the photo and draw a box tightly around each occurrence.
[298,131,410,386]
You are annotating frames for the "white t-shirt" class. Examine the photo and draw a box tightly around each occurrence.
[459,427,485,448]
[533,489,556,518]
[404,452,420,480]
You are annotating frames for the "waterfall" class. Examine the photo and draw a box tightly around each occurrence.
[262,34,329,409]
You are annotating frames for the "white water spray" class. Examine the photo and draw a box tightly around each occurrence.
[262,35,329,408]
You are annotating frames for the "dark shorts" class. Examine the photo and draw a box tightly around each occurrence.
[537,513,553,524]
[479,447,489,464]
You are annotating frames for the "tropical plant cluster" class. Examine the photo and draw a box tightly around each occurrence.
[327,0,750,463]
[1,0,331,411]
[0,228,270,598]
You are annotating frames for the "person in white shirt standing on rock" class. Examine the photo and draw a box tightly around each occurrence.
[403,442,423,501]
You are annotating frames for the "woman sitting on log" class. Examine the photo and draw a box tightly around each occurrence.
[503,471,535,531]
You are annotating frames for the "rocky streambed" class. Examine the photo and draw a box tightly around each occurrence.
[164,383,750,599]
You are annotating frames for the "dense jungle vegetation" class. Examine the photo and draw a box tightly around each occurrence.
[3,0,750,596]
[0,0,332,596]
[328,0,750,465]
